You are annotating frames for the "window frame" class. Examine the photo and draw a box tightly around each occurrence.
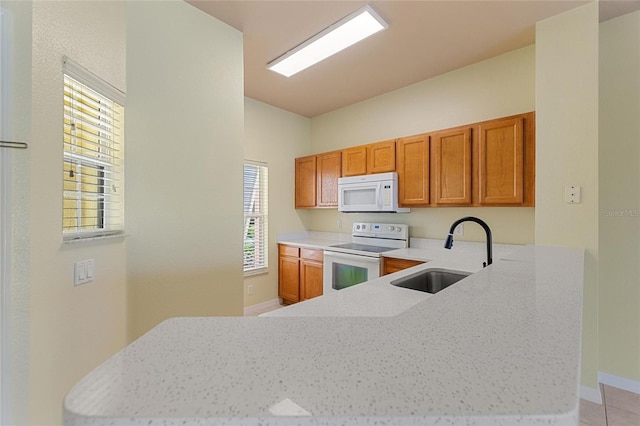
[243,161,268,276]
[62,56,125,242]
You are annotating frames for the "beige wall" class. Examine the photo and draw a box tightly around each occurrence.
[599,11,640,382]
[535,2,600,388]
[126,1,245,339]
[243,98,311,308]
[2,0,31,423]
[28,2,128,424]
[308,45,536,245]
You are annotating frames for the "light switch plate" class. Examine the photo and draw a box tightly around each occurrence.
[74,259,95,286]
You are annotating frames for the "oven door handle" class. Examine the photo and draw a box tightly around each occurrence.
[324,251,380,263]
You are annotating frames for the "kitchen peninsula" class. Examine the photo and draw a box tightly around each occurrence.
[64,244,584,426]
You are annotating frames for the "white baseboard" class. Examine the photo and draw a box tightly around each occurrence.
[243,298,281,316]
[599,372,640,395]
[580,372,640,404]
[580,385,603,404]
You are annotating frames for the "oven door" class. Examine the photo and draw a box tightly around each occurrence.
[323,251,381,293]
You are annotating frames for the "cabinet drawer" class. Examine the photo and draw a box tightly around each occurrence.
[301,248,323,262]
[279,244,300,258]
[382,257,425,275]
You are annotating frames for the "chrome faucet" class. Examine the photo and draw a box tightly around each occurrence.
[444,216,493,268]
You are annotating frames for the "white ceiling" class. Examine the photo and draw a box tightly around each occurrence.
[187,0,640,118]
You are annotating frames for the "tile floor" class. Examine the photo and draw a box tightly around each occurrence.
[580,385,640,425]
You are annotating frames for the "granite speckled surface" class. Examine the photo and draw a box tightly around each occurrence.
[64,245,584,426]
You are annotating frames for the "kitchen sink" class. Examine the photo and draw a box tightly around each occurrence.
[390,268,470,294]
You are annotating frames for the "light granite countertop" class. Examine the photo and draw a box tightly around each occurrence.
[63,244,585,426]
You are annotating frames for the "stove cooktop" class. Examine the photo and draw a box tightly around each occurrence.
[324,223,409,257]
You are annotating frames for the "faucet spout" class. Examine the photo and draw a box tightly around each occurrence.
[444,216,493,268]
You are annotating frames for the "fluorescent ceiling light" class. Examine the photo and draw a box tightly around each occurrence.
[267,5,388,78]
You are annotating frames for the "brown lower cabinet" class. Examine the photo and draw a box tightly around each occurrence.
[382,257,425,275]
[278,244,323,305]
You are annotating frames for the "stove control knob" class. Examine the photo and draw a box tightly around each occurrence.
[361,224,366,230]
[387,226,394,231]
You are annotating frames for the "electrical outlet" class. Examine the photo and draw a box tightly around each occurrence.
[565,185,581,204]
[454,224,464,236]
[74,259,95,286]
[247,284,254,295]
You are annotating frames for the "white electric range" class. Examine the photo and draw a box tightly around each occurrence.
[323,222,408,293]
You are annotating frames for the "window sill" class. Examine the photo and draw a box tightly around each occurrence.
[244,268,268,277]
[63,232,127,245]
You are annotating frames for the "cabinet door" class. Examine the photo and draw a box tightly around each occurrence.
[367,140,396,174]
[301,259,323,300]
[478,117,524,204]
[316,151,341,207]
[279,254,300,303]
[432,128,472,205]
[342,146,367,176]
[295,155,317,208]
[396,134,430,206]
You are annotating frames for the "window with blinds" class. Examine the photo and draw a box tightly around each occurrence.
[62,57,124,240]
[243,162,268,275]
[62,57,125,240]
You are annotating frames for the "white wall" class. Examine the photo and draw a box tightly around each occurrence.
[126,1,245,339]
[535,2,600,388]
[243,98,311,308]
[599,11,640,383]
[29,1,127,424]
[308,45,536,245]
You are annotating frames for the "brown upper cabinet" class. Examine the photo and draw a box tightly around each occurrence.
[367,140,396,174]
[478,115,534,206]
[396,134,430,206]
[295,151,342,208]
[432,127,472,205]
[294,155,316,208]
[341,146,367,176]
[295,111,535,209]
[316,151,341,207]
[342,140,396,176]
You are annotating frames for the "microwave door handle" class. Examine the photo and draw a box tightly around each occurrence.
[377,182,384,209]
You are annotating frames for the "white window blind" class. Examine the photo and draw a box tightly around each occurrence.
[63,57,125,240]
[243,161,268,275]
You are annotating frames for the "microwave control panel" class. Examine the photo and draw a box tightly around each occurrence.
[382,184,392,207]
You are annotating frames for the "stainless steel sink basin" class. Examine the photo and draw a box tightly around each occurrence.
[390,268,470,294]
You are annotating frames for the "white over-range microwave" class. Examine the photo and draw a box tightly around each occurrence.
[338,172,409,213]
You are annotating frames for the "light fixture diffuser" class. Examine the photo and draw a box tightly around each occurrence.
[267,5,388,78]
